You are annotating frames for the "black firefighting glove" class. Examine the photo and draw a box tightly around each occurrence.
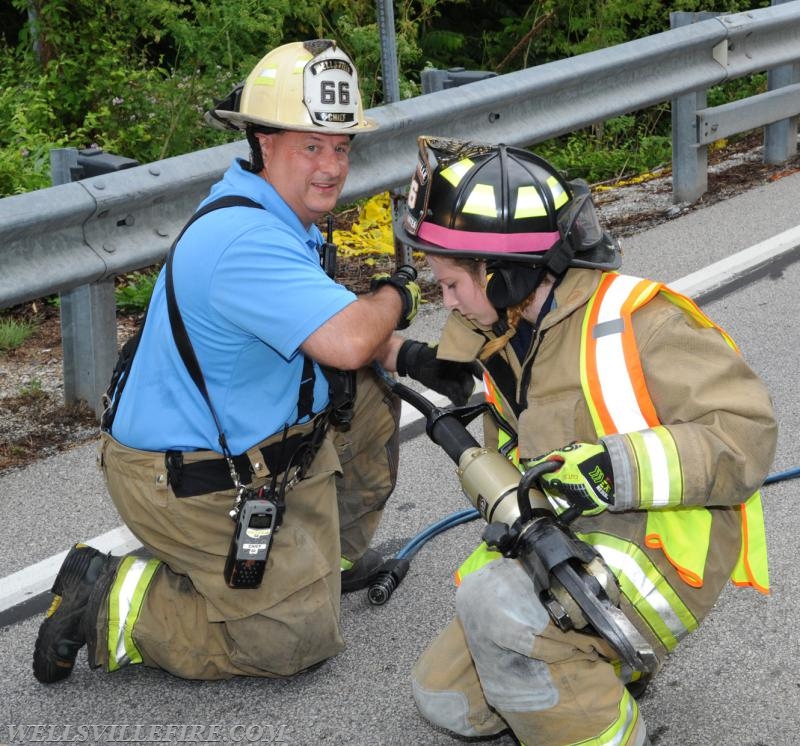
[396,340,475,406]
[370,265,421,330]
[524,442,614,516]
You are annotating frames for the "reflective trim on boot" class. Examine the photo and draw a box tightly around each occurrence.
[107,556,161,671]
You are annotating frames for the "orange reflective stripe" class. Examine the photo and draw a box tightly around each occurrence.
[619,279,661,428]
[581,272,769,595]
[483,371,500,410]
[644,515,708,588]
[582,272,615,436]
[582,273,660,436]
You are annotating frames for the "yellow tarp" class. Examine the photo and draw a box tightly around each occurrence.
[332,192,395,260]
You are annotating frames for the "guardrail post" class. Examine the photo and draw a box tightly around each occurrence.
[376,0,400,104]
[670,12,717,204]
[764,0,800,164]
[50,148,119,417]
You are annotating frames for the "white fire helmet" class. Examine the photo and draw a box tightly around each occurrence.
[212,39,377,134]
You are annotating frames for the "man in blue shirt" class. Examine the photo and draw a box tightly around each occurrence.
[34,39,473,683]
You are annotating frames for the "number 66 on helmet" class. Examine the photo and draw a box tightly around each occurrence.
[207,39,377,134]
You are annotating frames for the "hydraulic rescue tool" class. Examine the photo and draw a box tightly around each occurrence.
[375,368,659,676]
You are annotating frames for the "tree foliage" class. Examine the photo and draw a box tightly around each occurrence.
[0,0,769,195]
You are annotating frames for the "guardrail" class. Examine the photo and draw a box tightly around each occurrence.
[1,2,799,414]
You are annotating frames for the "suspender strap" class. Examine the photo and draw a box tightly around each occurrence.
[101,196,261,433]
[297,356,316,422]
[164,197,265,463]
[101,319,145,432]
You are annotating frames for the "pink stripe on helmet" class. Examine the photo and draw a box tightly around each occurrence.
[418,221,559,254]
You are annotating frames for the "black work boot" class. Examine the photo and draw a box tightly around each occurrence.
[340,548,385,593]
[33,543,118,683]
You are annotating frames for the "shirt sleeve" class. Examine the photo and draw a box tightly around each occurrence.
[208,219,356,359]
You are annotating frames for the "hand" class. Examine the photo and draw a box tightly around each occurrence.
[525,442,614,516]
[396,340,475,406]
[371,265,421,330]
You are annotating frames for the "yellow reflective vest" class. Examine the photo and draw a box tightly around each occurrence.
[581,272,768,594]
[456,271,770,651]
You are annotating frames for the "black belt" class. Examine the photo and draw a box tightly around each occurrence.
[166,418,328,498]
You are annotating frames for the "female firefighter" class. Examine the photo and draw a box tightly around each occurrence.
[394,136,777,745]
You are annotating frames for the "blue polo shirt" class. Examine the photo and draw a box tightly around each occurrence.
[111,159,356,454]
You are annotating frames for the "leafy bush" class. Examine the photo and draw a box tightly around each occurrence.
[115,269,160,314]
[0,0,774,196]
[536,112,673,184]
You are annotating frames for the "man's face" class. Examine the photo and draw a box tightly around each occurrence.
[259,130,351,228]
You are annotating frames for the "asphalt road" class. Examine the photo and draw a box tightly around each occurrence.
[1,170,799,745]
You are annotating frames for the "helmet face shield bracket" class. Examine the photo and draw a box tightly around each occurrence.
[204,83,245,131]
[403,136,496,238]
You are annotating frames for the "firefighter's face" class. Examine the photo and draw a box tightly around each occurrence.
[427,254,499,327]
[259,130,351,228]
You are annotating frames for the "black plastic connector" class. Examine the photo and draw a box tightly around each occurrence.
[367,558,411,606]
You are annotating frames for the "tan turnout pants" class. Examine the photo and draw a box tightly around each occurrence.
[412,559,650,745]
[95,368,399,679]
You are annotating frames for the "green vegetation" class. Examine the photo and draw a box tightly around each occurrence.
[114,269,160,314]
[0,0,775,328]
[18,377,45,398]
[0,0,770,195]
[0,316,37,352]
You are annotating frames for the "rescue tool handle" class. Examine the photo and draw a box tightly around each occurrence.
[516,461,562,523]
[375,365,487,464]
[380,368,562,517]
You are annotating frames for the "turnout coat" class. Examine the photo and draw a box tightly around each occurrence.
[437,267,776,660]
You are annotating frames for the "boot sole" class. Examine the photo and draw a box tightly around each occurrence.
[52,543,100,595]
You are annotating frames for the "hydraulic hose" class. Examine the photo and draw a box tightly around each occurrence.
[367,508,479,605]
[764,466,800,484]
[367,465,799,606]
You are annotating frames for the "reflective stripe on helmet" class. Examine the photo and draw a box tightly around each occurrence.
[440,158,475,187]
[547,175,570,210]
[515,185,548,218]
[463,183,498,218]
[418,221,560,254]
